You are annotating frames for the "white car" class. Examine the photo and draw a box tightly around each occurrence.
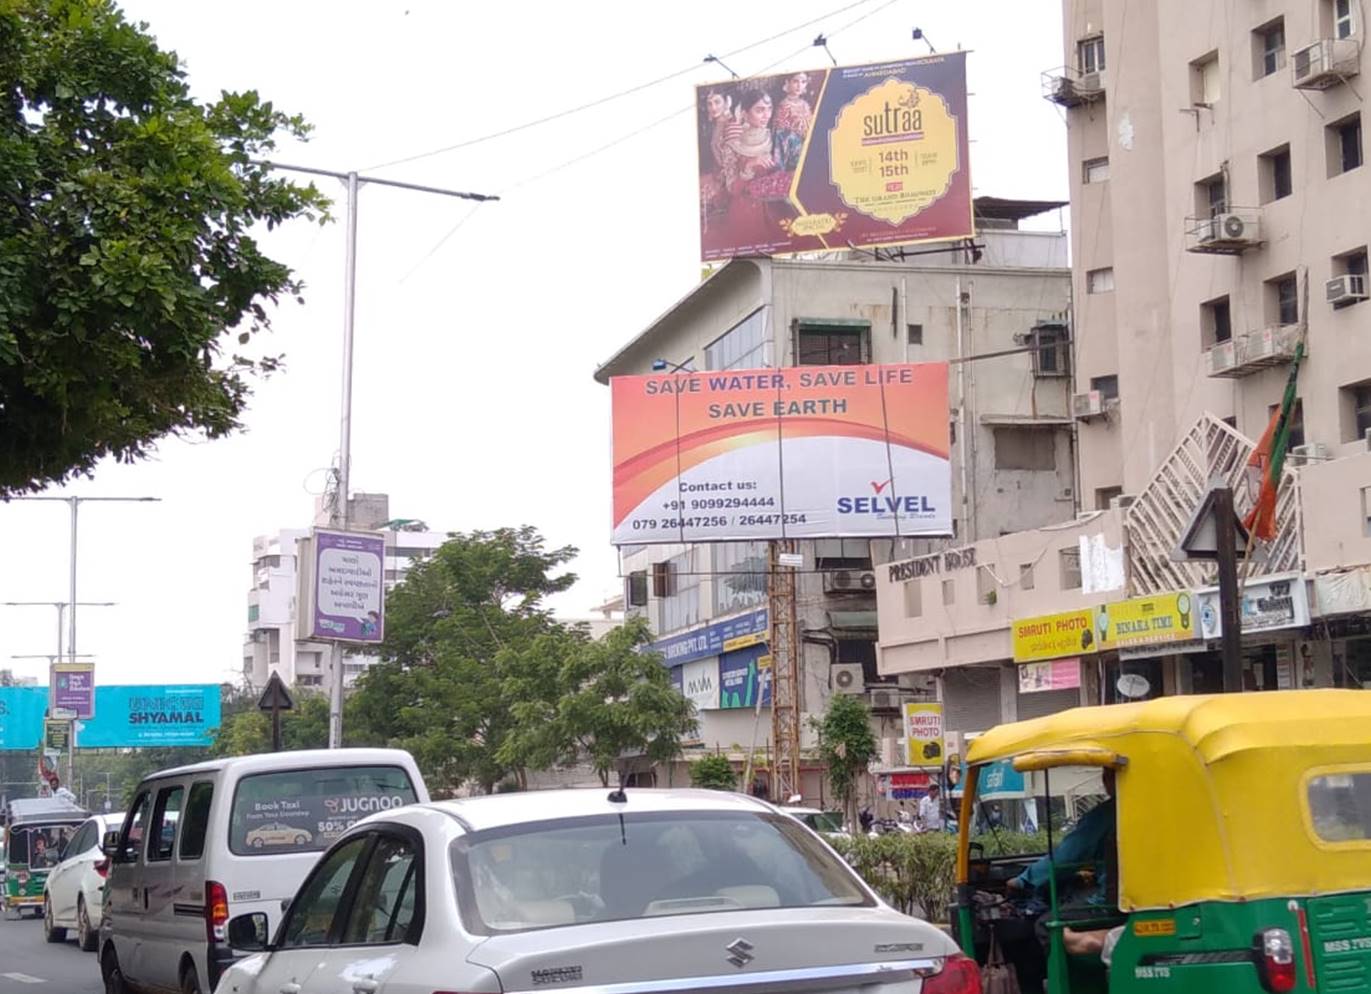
[215,788,978,994]
[782,806,850,838]
[42,812,124,951]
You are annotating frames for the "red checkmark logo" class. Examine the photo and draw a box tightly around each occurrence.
[870,479,892,494]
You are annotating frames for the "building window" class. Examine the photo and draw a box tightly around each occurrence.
[1059,547,1082,590]
[654,548,701,634]
[1328,114,1363,177]
[814,538,872,571]
[1253,18,1286,78]
[1196,172,1228,218]
[627,571,648,607]
[1077,35,1106,74]
[1343,382,1371,442]
[1333,247,1370,309]
[994,427,1057,471]
[712,541,767,615]
[1090,374,1119,401]
[942,578,956,606]
[906,323,923,345]
[1191,51,1221,105]
[1363,486,1371,538]
[1086,267,1115,294]
[1020,563,1036,591]
[1083,157,1110,183]
[976,566,998,605]
[1096,485,1123,510]
[1269,399,1306,450]
[1259,145,1293,203]
[1032,324,1070,376]
[1267,273,1299,326]
[705,309,769,371]
[903,581,923,618]
[1201,295,1233,346]
[1333,0,1355,40]
[796,322,869,365]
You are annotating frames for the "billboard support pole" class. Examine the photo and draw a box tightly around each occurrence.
[768,542,802,803]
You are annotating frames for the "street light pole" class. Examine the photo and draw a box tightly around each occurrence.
[258,161,497,749]
[3,602,117,662]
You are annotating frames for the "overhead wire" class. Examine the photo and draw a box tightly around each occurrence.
[363,0,888,172]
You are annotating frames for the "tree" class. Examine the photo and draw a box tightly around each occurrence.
[0,0,329,495]
[349,527,576,795]
[813,694,877,831]
[210,689,331,757]
[689,753,739,791]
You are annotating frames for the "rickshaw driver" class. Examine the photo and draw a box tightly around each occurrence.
[1006,767,1117,903]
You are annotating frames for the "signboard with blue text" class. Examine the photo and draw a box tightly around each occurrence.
[79,685,221,747]
[647,609,768,667]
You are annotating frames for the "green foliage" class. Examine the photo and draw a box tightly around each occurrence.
[829,830,1046,922]
[0,0,330,495]
[813,694,877,826]
[690,753,740,791]
[210,689,331,757]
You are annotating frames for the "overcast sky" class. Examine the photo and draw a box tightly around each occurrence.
[0,0,1066,688]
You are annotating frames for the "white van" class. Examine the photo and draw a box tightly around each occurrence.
[98,748,428,994]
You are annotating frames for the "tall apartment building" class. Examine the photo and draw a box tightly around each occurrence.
[242,493,448,692]
[1053,0,1369,506]
[595,200,1073,796]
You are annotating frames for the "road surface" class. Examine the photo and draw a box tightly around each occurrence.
[0,909,102,993]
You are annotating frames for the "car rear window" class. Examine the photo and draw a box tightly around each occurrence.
[1308,771,1371,842]
[230,765,417,856]
[450,810,872,935]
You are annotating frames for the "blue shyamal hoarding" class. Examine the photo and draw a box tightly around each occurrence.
[0,684,221,749]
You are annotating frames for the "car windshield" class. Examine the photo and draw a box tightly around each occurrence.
[450,810,871,934]
[804,811,845,833]
[230,765,417,856]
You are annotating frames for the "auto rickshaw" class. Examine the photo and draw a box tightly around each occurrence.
[954,690,1371,993]
[3,795,88,919]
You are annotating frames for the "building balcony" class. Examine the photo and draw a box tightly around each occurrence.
[1206,325,1301,379]
[1041,66,1106,107]
[1292,38,1361,90]
[1184,208,1263,255]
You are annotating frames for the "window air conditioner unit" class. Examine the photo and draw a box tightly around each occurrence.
[823,569,878,594]
[1072,390,1104,420]
[1078,71,1103,95]
[1109,493,1138,511]
[867,688,903,711]
[1208,340,1238,376]
[1289,443,1329,467]
[831,663,865,695]
[1327,274,1369,305]
[1292,38,1361,90]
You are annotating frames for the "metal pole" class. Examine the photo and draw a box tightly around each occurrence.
[68,497,78,663]
[328,171,360,751]
[1215,486,1244,692]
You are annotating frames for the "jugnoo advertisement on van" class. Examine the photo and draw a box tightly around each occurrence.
[231,766,418,854]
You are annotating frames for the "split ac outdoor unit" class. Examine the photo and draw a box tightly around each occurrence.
[1289,443,1330,467]
[1292,38,1361,90]
[1327,274,1369,305]
[1199,212,1256,247]
[823,570,877,594]
[867,688,903,711]
[831,663,865,694]
[1072,390,1104,420]
[1208,340,1238,376]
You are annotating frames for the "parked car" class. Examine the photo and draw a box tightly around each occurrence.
[42,811,124,950]
[215,788,979,994]
[780,805,850,838]
[100,747,428,994]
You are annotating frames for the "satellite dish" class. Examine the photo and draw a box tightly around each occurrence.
[1116,673,1151,699]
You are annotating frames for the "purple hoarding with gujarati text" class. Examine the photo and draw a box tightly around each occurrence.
[50,663,95,720]
[310,529,386,644]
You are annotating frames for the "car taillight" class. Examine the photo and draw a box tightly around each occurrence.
[206,880,229,943]
[917,954,983,994]
[1256,927,1296,993]
[94,858,109,879]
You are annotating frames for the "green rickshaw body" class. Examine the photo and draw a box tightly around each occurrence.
[3,796,88,915]
[956,691,1371,994]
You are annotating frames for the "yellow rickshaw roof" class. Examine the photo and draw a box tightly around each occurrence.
[963,690,1371,909]
[966,689,1371,767]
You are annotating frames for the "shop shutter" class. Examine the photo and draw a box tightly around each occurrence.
[942,665,1003,734]
[1016,686,1079,722]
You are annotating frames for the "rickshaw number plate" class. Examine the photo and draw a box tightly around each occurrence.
[1134,919,1177,937]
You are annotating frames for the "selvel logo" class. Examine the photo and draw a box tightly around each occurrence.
[726,938,755,969]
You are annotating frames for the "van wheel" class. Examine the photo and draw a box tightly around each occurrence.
[43,896,67,943]
[77,897,99,952]
[102,946,129,994]
[179,962,202,994]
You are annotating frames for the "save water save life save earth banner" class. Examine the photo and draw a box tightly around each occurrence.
[697,53,973,261]
[0,684,221,750]
[611,363,951,544]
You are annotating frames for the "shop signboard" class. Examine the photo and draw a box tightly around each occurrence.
[50,662,95,720]
[1195,573,1310,640]
[903,701,944,767]
[1018,658,1081,694]
[719,644,771,709]
[1012,609,1097,663]
[1097,592,1196,651]
[610,363,951,545]
[696,54,973,261]
[679,658,720,712]
[647,609,768,667]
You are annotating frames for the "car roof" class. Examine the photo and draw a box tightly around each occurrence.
[136,747,418,782]
[427,787,775,834]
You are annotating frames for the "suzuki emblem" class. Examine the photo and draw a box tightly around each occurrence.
[726,938,755,969]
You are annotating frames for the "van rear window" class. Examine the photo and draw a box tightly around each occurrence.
[230,765,417,856]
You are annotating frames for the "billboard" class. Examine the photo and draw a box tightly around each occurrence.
[698,53,972,261]
[51,662,95,719]
[0,687,47,750]
[611,363,951,544]
[719,645,771,709]
[309,529,385,644]
[903,701,944,767]
[78,685,221,748]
